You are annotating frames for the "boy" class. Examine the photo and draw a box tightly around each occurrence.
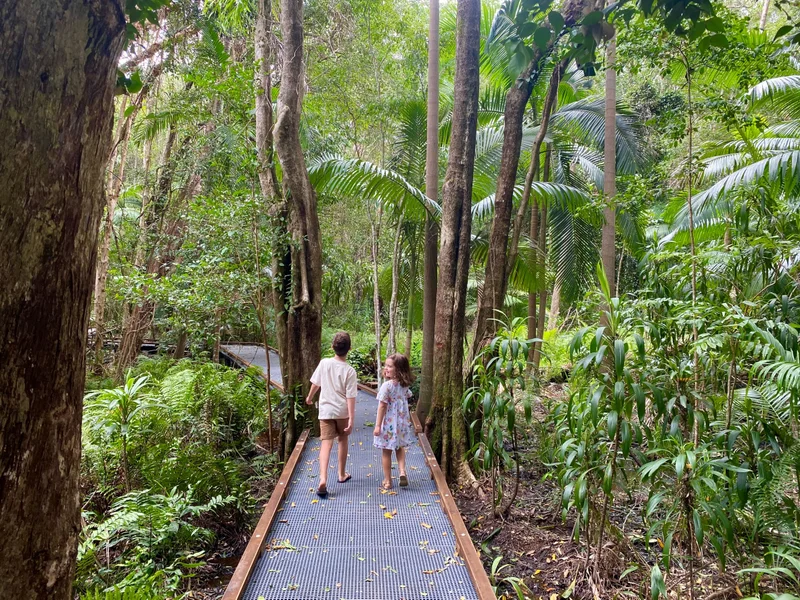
[305,331,358,498]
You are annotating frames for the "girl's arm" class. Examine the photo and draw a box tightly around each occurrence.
[374,401,388,437]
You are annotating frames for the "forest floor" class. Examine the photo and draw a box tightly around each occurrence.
[456,383,744,600]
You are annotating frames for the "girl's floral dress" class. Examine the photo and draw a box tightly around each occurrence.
[373,380,415,450]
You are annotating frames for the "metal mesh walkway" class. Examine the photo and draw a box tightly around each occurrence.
[242,390,478,600]
[221,344,283,386]
[223,344,483,600]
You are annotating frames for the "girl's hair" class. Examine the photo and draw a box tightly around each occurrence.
[387,353,414,388]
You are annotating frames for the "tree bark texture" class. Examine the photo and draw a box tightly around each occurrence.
[600,36,617,295]
[0,1,126,598]
[274,0,323,455]
[532,146,551,369]
[418,0,440,422]
[468,0,596,360]
[426,0,480,482]
[115,125,178,378]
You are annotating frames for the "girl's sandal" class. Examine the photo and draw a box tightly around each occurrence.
[399,474,408,487]
[381,480,393,490]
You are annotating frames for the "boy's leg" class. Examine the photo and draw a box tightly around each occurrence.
[318,438,333,490]
[337,432,349,481]
[381,448,393,488]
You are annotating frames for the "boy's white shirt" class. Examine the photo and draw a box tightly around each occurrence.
[310,357,357,419]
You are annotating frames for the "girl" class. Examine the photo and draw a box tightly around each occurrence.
[373,353,416,489]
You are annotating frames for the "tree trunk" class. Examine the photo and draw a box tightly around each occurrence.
[548,279,561,330]
[405,245,417,359]
[418,0,440,422]
[94,86,150,366]
[116,125,178,378]
[468,0,594,362]
[601,36,617,303]
[426,0,480,483]
[388,217,403,356]
[760,0,770,30]
[174,330,188,359]
[0,1,126,597]
[370,210,383,386]
[532,147,551,370]
[274,0,323,454]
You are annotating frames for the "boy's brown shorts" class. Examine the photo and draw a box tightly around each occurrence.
[320,418,349,440]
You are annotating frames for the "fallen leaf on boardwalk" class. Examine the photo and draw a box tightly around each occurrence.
[366,473,373,477]
[383,565,398,573]
[287,583,299,591]
[279,519,288,523]
[336,583,342,588]
[290,502,296,507]
[311,499,319,504]
[442,532,448,536]
[429,492,439,496]
[313,534,319,540]
[421,522,432,529]
[427,549,440,555]
[384,510,398,519]
[380,504,386,509]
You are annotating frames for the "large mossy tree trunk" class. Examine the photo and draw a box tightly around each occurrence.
[0,1,126,597]
[425,0,480,483]
[274,0,323,455]
[417,0,440,422]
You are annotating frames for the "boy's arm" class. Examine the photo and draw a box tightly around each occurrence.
[344,396,356,434]
[305,383,321,405]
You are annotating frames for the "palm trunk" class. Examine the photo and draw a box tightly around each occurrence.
[760,0,770,30]
[405,244,417,358]
[418,0,440,422]
[370,210,383,386]
[388,218,403,356]
[548,279,561,330]
[274,0,324,453]
[427,0,480,482]
[601,36,617,313]
[532,147,551,370]
[0,2,126,596]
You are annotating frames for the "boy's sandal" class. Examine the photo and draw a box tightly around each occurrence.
[316,484,328,498]
[399,474,409,487]
[338,473,352,483]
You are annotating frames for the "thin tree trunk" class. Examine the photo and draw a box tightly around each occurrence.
[548,279,561,330]
[274,0,323,454]
[527,201,540,367]
[426,0,480,482]
[370,210,383,386]
[760,0,770,30]
[388,218,403,356]
[601,36,617,303]
[0,1,126,596]
[532,147,551,370]
[174,330,188,359]
[405,243,417,359]
[418,0,440,422]
[116,125,178,378]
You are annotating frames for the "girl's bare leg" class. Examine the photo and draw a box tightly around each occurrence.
[396,447,407,476]
[381,449,393,488]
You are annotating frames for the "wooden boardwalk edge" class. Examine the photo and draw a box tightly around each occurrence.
[222,429,309,600]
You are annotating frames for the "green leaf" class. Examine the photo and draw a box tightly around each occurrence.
[607,410,618,438]
[704,16,725,32]
[548,11,564,32]
[518,22,537,38]
[698,33,728,52]
[602,462,613,495]
[533,27,552,52]
[692,509,704,546]
[650,565,666,600]
[675,453,686,479]
[582,10,603,26]
[774,24,793,40]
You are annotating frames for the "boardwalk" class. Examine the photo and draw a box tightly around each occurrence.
[220,344,492,600]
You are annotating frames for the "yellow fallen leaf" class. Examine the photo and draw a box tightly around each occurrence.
[384,511,395,519]
[311,499,319,504]
[421,522,432,529]
[291,502,296,507]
